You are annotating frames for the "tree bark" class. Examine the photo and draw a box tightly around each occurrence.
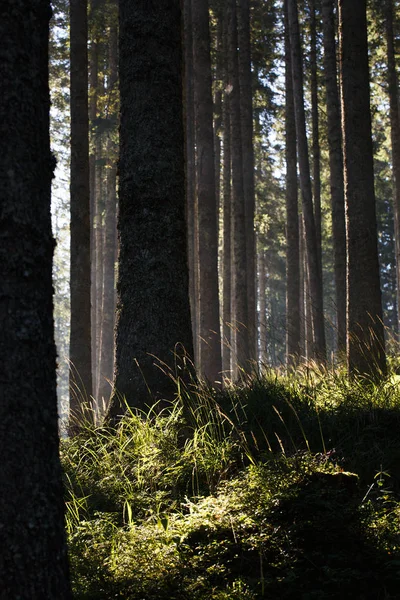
[385,0,400,338]
[0,1,72,595]
[227,0,250,375]
[288,0,326,362]
[238,0,257,362]
[109,0,194,418]
[321,0,347,355]
[339,0,386,379]
[98,12,118,411]
[284,0,301,366]
[192,0,222,384]
[69,0,93,426]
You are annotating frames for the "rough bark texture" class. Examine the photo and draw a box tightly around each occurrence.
[0,1,72,596]
[238,0,257,362]
[321,0,347,354]
[192,0,222,383]
[339,0,386,378]
[227,0,250,375]
[284,0,301,366]
[70,0,93,421]
[288,0,326,362]
[385,0,400,337]
[109,0,194,417]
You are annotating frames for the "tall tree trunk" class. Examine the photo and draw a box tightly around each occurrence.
[192,0,222,384]
[310,0,323,280]
[238,0,257,362]
[385,0,400,338]
[288,0,326,363]
[284,0,301,366]
[109,0,193,418]
[0,1,72,594]
[321,0,347,355]
[69,0,93,426]
[184,0,199,367]
[227,0,250,374]
[339,0,386,379]
[222,30,233,378]
[98,14,118,411]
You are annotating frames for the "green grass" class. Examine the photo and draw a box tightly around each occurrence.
[62,364,400,599]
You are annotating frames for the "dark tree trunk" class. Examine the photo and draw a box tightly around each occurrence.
[0,1,72,596]
[69,0,93,425]
[192,0,222,384]
[288,0,326,362]
[238,0,257,362]
[184,0,199,367]
[321,0,347,355]
[109,0,194,418]
[222,14,233,377]
[227,0,250,374]
[385,0,400,337]
[258,247,267,364]
[284,0,301,366]
[339,0,386,378]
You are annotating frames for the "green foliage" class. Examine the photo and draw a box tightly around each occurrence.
[64,363,400,599]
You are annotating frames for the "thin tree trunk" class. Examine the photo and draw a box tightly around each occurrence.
[0,1,72,594]
[98,15,118,411]
[227,0,250,375]
[321,0,347,355]
[385,0,400,338]
[184,0,199,367]
[69,0,93,427]
[258,247,267,364]
[339,0,386,379]
[288,0,326,363]
[222,29,233,377]
[238,0,257,362]
[310,0,323,279]
[192,0,222,384]
[284,0,301,366]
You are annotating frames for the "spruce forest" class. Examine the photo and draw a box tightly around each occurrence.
[3,0,400,597]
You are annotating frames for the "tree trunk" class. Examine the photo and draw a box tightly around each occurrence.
[98,13,118,411]
[0,1,72,595]
[238,0,257,362]
[258,247,267,364]
[310,0,323,283]
[339,0,386,379]
[227,0,250,375]
[288,0,326,363]
[192,0,222,384]
[385,0,400,338]
[69,0,93,427]
[284,0,301,366]
[222,17,233,377]
[109,0,193,418]
[184,0,199,367]
[321,0,347,355]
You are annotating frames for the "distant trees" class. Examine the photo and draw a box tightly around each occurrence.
[48,0,400,422]
[108,0,193,418]
[0,0,71,595]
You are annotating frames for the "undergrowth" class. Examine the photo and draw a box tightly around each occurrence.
[62,362,400,599]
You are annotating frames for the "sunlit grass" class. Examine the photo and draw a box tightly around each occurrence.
[63,357,400,599]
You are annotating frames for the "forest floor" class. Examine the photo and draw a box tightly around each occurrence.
[62,360,400,599]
